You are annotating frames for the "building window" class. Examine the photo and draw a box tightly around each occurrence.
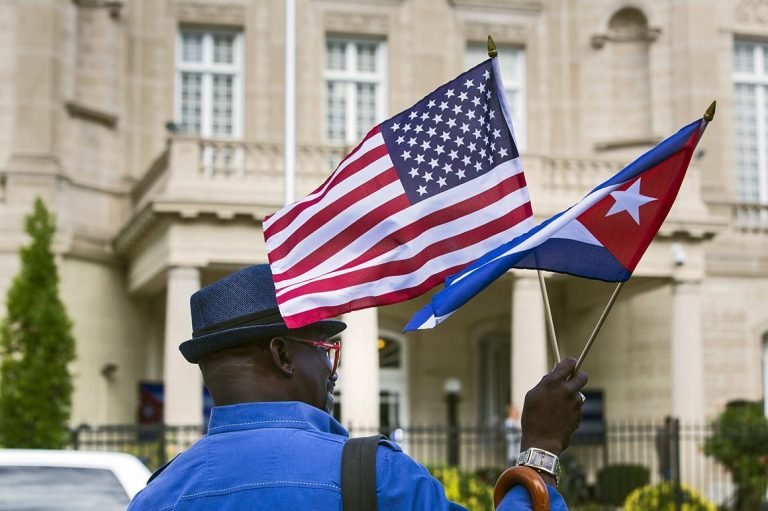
[324,38,387,145]
[176,29,243,138]
[477,333,511,426]
[734,41,768,203]
[466,43,526,150]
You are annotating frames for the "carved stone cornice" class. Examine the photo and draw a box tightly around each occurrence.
[323,10,391,35]
[736,0,768,25]
[175,1,246,26]
[72,0,123,19]
[464,21,528,45]
[449,0,542,14]
[591,27,661,49]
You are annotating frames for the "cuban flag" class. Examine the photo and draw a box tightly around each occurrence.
[405,113,711,331]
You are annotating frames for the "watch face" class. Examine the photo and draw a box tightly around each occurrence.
[530,450,556,471]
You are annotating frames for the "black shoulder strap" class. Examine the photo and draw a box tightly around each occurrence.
[341,435,385,511]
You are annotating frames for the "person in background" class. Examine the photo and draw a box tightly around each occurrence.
[505,403,523,466]
[128,264,588,510]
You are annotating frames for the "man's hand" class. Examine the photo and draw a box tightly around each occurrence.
[520,357,588,457]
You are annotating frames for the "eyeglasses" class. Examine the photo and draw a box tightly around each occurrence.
[285,337,342,374]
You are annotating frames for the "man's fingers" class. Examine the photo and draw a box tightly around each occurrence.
[548,357,577,381]
[566,371,589,393]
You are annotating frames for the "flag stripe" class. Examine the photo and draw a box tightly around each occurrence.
[272,164,529,289]
[276,201,533,304]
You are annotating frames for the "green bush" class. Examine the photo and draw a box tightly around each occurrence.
[596,463,650,506]
[703,400,768,511]
[623,482,716,511]
[428,465,494,511]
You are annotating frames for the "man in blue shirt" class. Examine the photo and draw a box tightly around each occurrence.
[128,264,588,510]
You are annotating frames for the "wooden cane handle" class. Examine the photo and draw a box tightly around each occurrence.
[493,466,550,510]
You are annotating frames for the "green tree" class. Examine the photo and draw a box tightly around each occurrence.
[703,400,768,511]
[0,198,76,448]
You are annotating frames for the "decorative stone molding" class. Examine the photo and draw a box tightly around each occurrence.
[323,10,390,35]
[449,0,542,14]
[736,0,768,24]
[590,27,661,49]
[594,136,662,151]
[175,1,246,26]
[72,0,123,19]
[464,21,528,45]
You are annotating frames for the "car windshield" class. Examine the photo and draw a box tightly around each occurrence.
[0,466,129,510]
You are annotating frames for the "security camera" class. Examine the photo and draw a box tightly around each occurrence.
[671,243,686,266]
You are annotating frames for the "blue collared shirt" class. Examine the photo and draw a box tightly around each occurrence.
[128,401,567,510]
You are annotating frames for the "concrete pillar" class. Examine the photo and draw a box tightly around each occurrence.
[671,279,704,420]
[340,308,380,431]
[511,273,549,408]
[163,266,202,426]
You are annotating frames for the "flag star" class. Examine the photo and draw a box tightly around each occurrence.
[452,105,462,116]
[482,103,489,112]
[446,88,455,98]
[426,127,437,137]
[391,123,401,131]
[440,131,451,142]
[460,123,470,133]
[606,179,656,224]
[408,137,417,147]
[489,110,496,119]
[464,78,474,89]
[448,149,458,160]
[475,81,484,91]
[457,168,466,179]
[437,176,447,187]
[458,91,468,101]
[401,150,412,160]
[478,117,486,126]
[409,167,419,178]
[486,90,492,100]
[415,153,425,164]
[473,129,483,139]
[490,142,497,152]
[396,136,405,145]
[435,144,445,155]
[483,69,490,80]
[466,110,476,120]
[415,125,424,134]
[454,136,465,146]
[493,128,501,138]
[462,155,472,166]
[468,141,477,152]
[422,171,433,182]
[417,185,428,196]
[439,101,449,111]
[403,123,412,132]
[433,113,443,123]
[479,148,487,158]
[429,158,439,169]
[471,96,481,106]
[447,118,457,128]
[443,163,453,174]
[474,161,483,172]
[427,99,436,108]
[499,147,509,158]
[421,111,430,121]
[409,111,418,120]
[420,140,431,151]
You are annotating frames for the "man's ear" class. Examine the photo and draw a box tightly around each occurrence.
[267,337,294,376]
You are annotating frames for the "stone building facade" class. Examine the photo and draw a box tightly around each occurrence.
[0,0,767,435]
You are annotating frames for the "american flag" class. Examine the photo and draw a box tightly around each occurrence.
[264,58,534,328]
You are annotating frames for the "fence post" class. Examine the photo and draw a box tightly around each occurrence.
[70,428,79,451]
[672,417,682,511]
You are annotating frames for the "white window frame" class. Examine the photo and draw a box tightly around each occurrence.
[733,40,768,203]
[175,29,244,139]
[323,37,387,146]
[466,43,527,151]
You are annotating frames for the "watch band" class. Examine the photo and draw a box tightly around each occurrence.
[515,447,560,486]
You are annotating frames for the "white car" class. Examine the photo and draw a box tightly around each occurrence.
[0,449,151,510]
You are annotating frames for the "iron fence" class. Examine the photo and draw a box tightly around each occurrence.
[68,419,742,508]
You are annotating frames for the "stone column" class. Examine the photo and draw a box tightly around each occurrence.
[671,279,704,420]
[163,266,202,426]
[511,273,549,409]
[340,308,380,432]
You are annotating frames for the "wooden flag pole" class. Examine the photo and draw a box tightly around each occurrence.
[574,281,624,373]
[537,271,561,363]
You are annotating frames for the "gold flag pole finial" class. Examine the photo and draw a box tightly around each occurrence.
[703,100,716,122]
[487,35,497,58]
